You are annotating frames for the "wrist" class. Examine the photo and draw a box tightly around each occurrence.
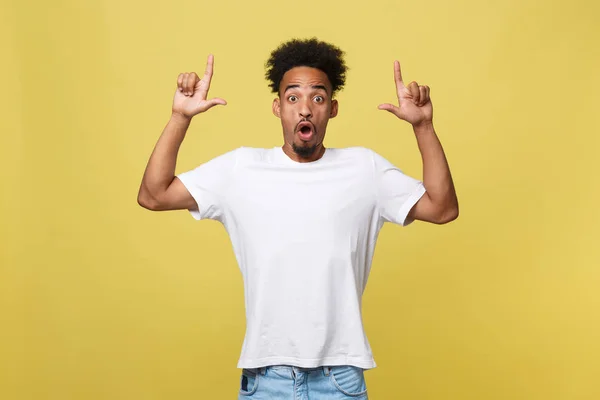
[170,111,193,124]
[412,120,434,134]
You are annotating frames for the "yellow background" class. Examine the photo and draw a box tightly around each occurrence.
[2,0,599,398]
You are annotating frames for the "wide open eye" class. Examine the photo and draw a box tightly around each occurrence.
[314,96,324,103]
[288,95,298,102]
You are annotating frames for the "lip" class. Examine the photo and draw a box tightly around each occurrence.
[295,121,315,141]
[296,121,314,131]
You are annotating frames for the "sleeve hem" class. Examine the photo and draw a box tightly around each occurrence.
[397,183,427,227]
[175,173,205,220]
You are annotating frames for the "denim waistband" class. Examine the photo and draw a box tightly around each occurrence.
[250,365,333,377]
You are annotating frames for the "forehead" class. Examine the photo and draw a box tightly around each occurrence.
[279,66,332,92]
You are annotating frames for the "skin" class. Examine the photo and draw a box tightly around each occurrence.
[272,66,338,163]
[378,60,458,224]
[137,55,458,225]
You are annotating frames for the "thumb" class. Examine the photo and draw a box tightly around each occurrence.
[205,98,227,109]
[377,103,400,117]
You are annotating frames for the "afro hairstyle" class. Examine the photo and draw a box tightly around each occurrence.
[265,38,347,96]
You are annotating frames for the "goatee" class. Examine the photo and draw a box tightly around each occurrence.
[292,143,318,158]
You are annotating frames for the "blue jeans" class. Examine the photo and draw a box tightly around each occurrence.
[238,365,368,399]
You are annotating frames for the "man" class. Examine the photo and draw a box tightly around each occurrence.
[138,38,458,399]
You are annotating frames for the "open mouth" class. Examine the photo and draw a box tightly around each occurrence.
[296,121,315,141]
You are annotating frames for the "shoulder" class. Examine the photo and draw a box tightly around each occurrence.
[231,146,278,167]
[332,147,406,174]
[329,146,378,167]
[235,146,272,159]
[330,146,375,160]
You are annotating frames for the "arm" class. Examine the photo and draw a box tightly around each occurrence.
[378,61,458,224]
[408,122,458,224]
[137,54,227,212]
[137,114,196,211]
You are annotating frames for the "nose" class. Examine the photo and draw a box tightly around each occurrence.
[299,99,312,119]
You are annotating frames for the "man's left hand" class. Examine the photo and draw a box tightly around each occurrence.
[378,61,433,127]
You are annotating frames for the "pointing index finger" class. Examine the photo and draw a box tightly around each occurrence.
[394,60,404,87]
[204,54,214,78]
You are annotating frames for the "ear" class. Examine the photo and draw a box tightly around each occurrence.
[272,98,281,118]
[330,99,339,118]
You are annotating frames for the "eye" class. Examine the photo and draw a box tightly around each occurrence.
[314,96,324,103]
[288,95,298,102]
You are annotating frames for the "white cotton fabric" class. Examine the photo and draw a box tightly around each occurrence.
[176,146,426,369]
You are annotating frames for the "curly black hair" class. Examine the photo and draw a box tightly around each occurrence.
[265,38,347,96]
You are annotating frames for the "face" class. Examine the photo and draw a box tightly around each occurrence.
[273,66,338,161]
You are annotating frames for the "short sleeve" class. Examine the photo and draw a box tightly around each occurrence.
[176,148,239,221]
[371,150,426,226]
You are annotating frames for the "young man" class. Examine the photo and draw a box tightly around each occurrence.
[138,38,458,399]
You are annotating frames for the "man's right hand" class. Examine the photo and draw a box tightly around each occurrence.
[172,54,227,118]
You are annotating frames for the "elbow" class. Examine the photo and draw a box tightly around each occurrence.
[137,188,160,211]
[437,205,459,224]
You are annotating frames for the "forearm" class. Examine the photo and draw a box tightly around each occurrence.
[413,122,458,212]
[138,112,191,201]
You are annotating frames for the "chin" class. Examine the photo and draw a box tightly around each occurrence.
[292,142,318,157]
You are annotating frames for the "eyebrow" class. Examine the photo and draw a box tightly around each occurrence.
[283,84,329,94]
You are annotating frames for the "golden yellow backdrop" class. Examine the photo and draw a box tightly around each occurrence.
[2,0,599,399]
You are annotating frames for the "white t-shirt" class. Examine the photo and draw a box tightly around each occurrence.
[176,146,426,369]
